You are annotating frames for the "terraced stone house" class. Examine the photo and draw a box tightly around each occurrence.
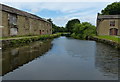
[0,4,52,37]
[97,15,120,36]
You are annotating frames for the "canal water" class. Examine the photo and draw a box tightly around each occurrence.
[2,36,118,80]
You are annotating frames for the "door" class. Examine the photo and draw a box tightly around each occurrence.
[10,27,18,36]
[40,30,42,34]
[8,13,18,36]
[110,28,118,35]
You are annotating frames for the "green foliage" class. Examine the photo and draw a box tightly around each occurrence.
[66,19,80,33]
[101,2,120,15]
[70,22,96,39]
[5,33,62,47]
[65,18,96,39]
[47,19,67,33]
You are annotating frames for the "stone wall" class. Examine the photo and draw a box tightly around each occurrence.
[97,19,120,35]
[1,4,52,37]
[89,36,120,50]
[118,19,120,35]
[2,11,9,37]
[0,5,2,38]
[97,15,120,36]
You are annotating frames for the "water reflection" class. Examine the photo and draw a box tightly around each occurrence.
[2,40,52,76]
[95,42,118,78]
[1,37,119,80]
[0,49,2,76]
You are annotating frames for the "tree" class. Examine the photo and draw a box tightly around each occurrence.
[66,19,80,33]
[47,19,66,33]
[101,2,120,15]
[71,22,96,39]
[47,19,53,23]
[81,22,96,39]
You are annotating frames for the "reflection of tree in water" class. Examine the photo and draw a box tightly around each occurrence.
[95,42,119,78]
[2,40,52,76]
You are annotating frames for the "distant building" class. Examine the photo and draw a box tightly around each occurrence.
[97,15,120,36]
[0,4,52,37]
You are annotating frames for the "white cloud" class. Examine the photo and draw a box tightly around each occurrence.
[2,2,110,13]
[1,2,116,26]
[46,2,108,26]
[53,17,69,26]
[52,13,97,27]
[1,0,120,2]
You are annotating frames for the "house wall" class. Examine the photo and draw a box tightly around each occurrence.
[2,11,9,37]
[0,10,2,37]
[2,11,52,37]
[118,19,120,35]
[97,18,120,35]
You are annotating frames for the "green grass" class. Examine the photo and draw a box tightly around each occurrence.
[94,35,120,43]
[0,33,62,40]
[0,36,38,40]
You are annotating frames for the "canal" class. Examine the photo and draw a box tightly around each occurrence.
[2,36,118,80]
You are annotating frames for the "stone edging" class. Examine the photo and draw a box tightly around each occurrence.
[89,36,120,50]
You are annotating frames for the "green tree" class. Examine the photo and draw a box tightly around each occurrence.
[47,19,66,33]
[66,19,80,33]
[101,2,120,15]
[71,22,96,39]
[47,19,53,23]
[81,22,96,39]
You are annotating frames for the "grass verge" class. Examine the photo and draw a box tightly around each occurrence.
[94,35,120,43]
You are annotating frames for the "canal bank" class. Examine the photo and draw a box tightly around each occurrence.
[88,36,120,50]
[1,33,61,49]
[68,33,120,50]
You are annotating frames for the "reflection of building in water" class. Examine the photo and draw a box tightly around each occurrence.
[2,40,52,76]
[95,43,118,78]
[0,50,2,76]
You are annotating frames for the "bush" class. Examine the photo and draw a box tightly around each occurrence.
[71,22,96,39]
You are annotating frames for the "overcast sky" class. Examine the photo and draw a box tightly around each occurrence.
[1,0,119,27]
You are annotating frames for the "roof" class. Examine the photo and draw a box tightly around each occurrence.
[97,15,120,19]
[0,4,51,24]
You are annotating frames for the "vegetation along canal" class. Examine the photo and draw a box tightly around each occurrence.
[2,36,118,80]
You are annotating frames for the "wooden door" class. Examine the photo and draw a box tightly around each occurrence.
[110,28,118,35]
[40,30,42,34]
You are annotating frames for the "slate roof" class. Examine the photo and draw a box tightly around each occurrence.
[0,4,50,23]
[97,15,120,19]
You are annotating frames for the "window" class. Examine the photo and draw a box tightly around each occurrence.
[8,13,17,25]
[110,21,115,26]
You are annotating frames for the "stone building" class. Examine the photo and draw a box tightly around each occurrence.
[97,15,120,36]
[0,4,52,37]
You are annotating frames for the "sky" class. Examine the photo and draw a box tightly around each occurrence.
[1,0,119,27]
